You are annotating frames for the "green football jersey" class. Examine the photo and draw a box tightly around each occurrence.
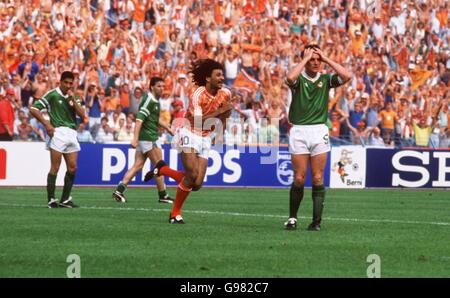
[286,72,343,125]
[32,88,82,130]
[136,93,160,142]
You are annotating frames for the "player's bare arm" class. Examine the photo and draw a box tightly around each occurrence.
[29,107,55,137]
[286,47,315,84]
[67,90,86,119]
[131,119,143,148]
[193,102,232,132]
[204,101,233,120]
[313,48,352,83]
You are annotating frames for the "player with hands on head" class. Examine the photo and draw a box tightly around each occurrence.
[284,44,352,231]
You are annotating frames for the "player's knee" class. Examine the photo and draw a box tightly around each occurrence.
[312,174,323,185]
[294,174,306,186]
[185,170,199,182]
[67,165,77,173]
[50,164,60,174]
[192,184,202,191]
[182,175,197,187]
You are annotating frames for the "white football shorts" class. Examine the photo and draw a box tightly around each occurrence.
[173,127,212,159]
[289,124,330,156]
[47,126,81,153]
[136,140,161,154]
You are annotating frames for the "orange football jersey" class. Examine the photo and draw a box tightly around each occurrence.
[185,86,231,136]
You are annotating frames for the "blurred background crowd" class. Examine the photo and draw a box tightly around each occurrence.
[0,0,449,148]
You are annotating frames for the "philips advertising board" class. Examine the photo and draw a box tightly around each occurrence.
[76,143,331,187]
[0,142,331,187]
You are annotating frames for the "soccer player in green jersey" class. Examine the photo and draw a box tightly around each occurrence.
[112,77,175,204]
[284,44,351,231]
[30,71,86,208]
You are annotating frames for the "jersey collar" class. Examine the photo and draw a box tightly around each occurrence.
[56,87,69,98]
[301,71,321,83]
[148,92,159,103]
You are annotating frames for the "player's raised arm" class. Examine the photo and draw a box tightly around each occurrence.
[286,47,315,85]
[314,48,352,85]
[67,89,86,119]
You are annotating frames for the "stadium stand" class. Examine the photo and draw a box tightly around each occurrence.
[0,0,448,148]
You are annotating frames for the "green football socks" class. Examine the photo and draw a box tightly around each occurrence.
[159,190,168,198]
[312,185,325,223]
[47,173,57,202]
[289,184,304,218]
[61,172,76,202]
[116,182,127,194]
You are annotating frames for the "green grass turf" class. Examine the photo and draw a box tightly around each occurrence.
[0,187,449,277]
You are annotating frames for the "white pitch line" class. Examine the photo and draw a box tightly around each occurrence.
[1,202,450,227]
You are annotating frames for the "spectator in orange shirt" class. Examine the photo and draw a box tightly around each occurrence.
[379,102,398,145]
[349,28,367,57]
[102,88,120,115]
[329,111,347,146]
[119,83,130,114]
[131,0,148,31]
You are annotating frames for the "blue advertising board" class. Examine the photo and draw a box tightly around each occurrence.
[76,144,331,187]
[366,148,450,188]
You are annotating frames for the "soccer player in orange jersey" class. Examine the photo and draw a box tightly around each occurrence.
[144,59,233,223]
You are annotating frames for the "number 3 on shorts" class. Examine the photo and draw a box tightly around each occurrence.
[181,136,190,146]
[323,134,329,145]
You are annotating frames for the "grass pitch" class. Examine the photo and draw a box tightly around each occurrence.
[0,187,449,277]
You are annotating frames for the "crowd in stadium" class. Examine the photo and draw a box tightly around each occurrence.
[0,0,449,148]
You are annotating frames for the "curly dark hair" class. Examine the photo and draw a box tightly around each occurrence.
[190,59,224,86]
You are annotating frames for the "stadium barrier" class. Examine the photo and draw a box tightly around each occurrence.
[0,142,329,187]
[331,146,450,188]
[0,142,448,188]
[365,148,450,188]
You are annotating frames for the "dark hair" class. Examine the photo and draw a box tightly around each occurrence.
[301,44,321,58]
[149,77,164,87]
[60,71,75,81]
[190,59,224,86]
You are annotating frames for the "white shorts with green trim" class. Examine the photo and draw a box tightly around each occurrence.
[47,126,81,153]
[289,124,330,156]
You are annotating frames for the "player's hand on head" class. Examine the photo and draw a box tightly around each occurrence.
[313,48,325,60]
[304,47,315,61]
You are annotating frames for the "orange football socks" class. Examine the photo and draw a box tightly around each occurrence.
[160,165,185,183]
[171,181,192,217]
